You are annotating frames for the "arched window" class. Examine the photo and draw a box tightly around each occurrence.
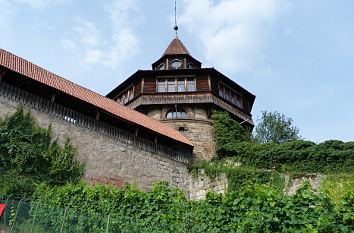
[158,63,165,70]
[166,109,187,119]
[187,62,195,69]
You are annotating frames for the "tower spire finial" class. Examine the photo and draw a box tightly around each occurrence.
[174,0,178,37]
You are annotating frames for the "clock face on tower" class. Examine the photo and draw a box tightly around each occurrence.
[171,59,182,69]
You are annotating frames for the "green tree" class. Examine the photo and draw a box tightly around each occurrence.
[253,111,300,144]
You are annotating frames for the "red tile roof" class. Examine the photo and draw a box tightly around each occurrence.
[0,49,193,147]
[163,38,190,55]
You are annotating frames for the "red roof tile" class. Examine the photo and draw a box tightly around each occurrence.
[163,38,190,55]
[0,49,193,147]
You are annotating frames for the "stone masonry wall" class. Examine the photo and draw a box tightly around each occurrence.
[162,119,215,160]
[284,174,326,195]
[190,171,228,200]
[0,90,191,194]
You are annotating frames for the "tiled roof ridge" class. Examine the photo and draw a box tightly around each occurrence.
[0,48,193,147]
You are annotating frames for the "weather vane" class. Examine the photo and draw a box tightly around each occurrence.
[174,0,179,37]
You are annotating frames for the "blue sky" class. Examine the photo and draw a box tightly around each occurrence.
[0,0,353,142]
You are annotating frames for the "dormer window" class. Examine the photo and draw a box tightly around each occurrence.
[187,63,195,69]
[158,63,165,70]
[171,59,182,69]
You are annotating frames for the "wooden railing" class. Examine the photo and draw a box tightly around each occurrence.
[0,82,192,163]
[128,94,253,123]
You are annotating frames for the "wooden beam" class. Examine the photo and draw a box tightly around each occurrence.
[208,75,212,91]
[50,92,56,104]
[95,112,100,121]
[135,127,139,136]
[141,78,144,93]
[0,70,5,83]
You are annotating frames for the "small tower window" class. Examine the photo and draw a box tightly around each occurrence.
[166,109,187,119]
[167,78,176,92]
[187,63,195,69]
[219,83,243,108]
[157,79,166,92]
[171,59,182,69]
[158,63,165,70]
[177,79,185,92]
[178,126,187,132]
[187,78,196,91]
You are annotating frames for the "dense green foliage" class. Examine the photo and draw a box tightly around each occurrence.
[212,111,354,173]
[212,110,251,152]
[2,182,353,232]
[219,140,354,173]
[189,160,285,192]
[253,111,301,144]
[319,174,354,206]
[1,108,353,232]
[0,107,83,199]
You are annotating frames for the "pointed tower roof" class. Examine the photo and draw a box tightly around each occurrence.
[152,37,201,70]
[163,38,190,56]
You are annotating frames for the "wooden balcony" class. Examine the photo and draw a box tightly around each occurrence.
[127,93,254,124]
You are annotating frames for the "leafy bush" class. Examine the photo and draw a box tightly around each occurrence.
[189,160,285,192]
[319,174,354,206]
[212,110,354,173]
[0,170,36,199]
[0,107,83,199]
[2,182,348,232]
[211,110,251,152]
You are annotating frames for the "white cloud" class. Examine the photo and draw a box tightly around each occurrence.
[180,0,288,73]
[74,18,103,47]
[62,0,140,70]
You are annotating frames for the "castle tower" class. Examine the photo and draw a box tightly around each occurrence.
[106,37,255,159]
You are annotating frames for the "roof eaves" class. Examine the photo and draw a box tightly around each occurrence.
[0,49,193,147]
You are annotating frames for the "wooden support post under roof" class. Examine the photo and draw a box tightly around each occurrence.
[95,112,100,121]
[135,127,139,136]
[50,92,56,104]
[141,78,144,94]
[208,75,211,91]
[0,70,5,83]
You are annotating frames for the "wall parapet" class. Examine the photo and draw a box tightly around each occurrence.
[0,81,192,164]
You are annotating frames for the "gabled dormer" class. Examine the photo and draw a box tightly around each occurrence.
[152,37,201,70]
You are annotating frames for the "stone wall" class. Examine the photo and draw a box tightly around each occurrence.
[147,105,216,160]
[190,171,228,200]
[162,119,215,160]
[0,84,191,193]
[284,174,326,195]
